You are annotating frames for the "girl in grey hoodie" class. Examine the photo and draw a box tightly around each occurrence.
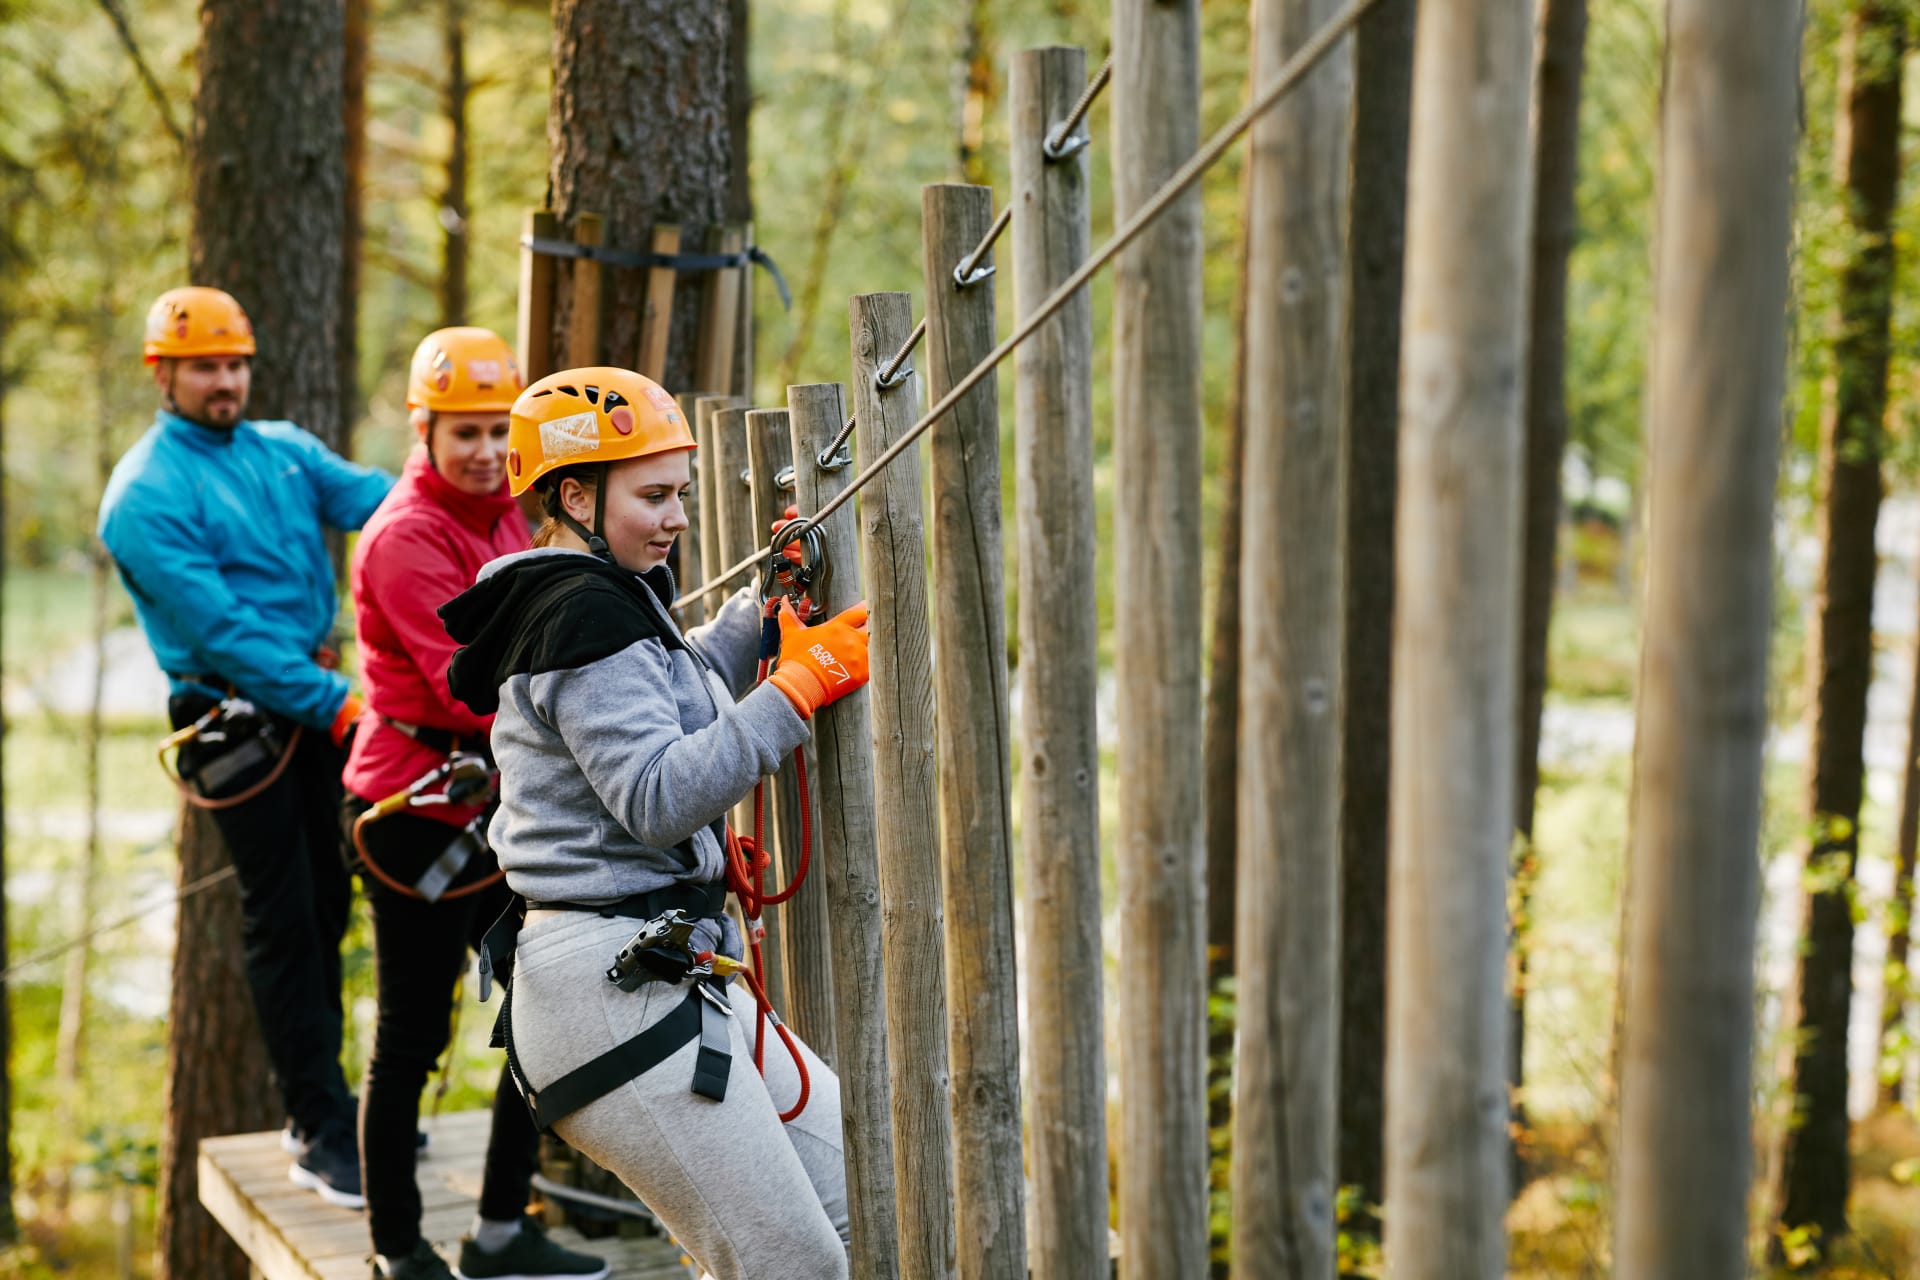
[442,367,873,1280]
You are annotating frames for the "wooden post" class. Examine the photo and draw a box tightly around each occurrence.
[673,391,706,625]
[1613,1,1796,1275]
[637,224,681,383]
[1384,0,1534,1275]
[695,394,742,602]
[516,208,556,381]
[1009,46,1108,1280]
[712,403,786,1013]
[747,407,838,1063]
[850,290,956,1280]
[788,381,901,1280]
[696,225,746,397]
[566,211,604,368]
[1234,0,1352,1273]
[736,220,757,401]
[1111,3,1208,1275]
[920,183,1025,1280]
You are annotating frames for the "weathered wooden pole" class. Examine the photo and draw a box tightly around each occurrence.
[674,391,707,624]
[1009,45,1108,1280]
[696,225,746,397]
[1111,2,1209,1275]
[920,183,1026,1280]
[711,402,786,1012]
[1613,0,1796,1274]
[515,208,557,381]
[566,211,604,368]
[788,381,900,1280]
[850,290,956,1280]
[747,406,838,1064]
[638,225,681,383]
[1234,0,1353,1272]
[1383,0,1535,1275]
[695,394,742,606]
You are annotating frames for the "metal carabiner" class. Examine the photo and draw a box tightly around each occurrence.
[763,516,829,612]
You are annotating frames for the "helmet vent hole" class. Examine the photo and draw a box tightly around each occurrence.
[556,385,579,396]
[583,386,600,405]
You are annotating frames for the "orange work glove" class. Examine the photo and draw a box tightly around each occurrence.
[329,692,365,750]
[765,598,871,719]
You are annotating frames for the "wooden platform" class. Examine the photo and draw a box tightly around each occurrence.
[199,1110,694,1280]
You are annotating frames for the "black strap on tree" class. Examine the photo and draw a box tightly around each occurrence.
[522,234,793,311]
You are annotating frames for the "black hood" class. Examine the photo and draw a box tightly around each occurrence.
[441,551,682,716]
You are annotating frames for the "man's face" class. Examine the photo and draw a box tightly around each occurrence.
[156,355,251,428]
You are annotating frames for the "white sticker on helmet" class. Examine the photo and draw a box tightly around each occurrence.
[539,410,601,461]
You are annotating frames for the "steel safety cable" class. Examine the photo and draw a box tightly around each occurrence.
[681,0,1384,608]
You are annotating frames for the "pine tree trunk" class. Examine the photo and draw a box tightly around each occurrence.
[1776,0,1904,1253]
[1883,576,1920,1109]
[169,2,347,1273]
[340,0,367,440]
[1337,0,1414,1241]
[548,0,732,387]
[1511,0,1589,1190]
[441,0,470,329]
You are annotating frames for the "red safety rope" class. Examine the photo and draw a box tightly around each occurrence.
[712,593,819,1121]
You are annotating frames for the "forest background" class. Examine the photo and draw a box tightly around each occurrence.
[0,0,1904,1276]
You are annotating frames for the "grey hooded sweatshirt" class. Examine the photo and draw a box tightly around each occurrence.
[441,548,807,951]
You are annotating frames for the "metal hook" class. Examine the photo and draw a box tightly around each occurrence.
[1043,131,1091,162]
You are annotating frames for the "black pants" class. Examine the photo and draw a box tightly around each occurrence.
[170,694,356,1142]
[345,799,538,1257]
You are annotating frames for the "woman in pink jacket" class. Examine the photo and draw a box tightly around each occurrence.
[342,327,605,1280]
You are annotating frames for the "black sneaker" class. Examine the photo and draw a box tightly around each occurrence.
[286,1118,429,1157]
[289,1124,365,1210]
[454,1217,609,1279]
[374,1239,456,1279]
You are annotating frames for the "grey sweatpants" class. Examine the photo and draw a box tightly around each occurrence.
[509,910,850,1280]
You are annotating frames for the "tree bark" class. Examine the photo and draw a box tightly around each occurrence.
[548,0,731,388]
[440,0,470,328]
[1337,0,1414,1241]
[340,0,366,442]
[954,0,994,186]
[1776,0,1904,1253]
[1884,570,1920,1109]
[1232,0,1352,1273]
[1511,0,1589,1188]
[173,2,345,1273]
[1383,0,1534,1274]
[1612,2,1797,1274]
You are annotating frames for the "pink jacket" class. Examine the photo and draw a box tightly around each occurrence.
[343,447,529,823]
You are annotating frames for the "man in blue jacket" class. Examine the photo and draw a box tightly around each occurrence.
[99,286,393,1209]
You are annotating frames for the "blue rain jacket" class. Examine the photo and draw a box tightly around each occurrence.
[98,409,394,728]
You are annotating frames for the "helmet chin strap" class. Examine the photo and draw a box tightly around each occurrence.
[556,465,614,563]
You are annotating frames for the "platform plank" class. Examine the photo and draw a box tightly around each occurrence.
[199,1110,694,1280]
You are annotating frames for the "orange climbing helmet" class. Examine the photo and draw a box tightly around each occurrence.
[406,326,525,414]
[506,366,694,497]
[142,286,256,364]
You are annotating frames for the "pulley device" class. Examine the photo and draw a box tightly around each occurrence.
[351,752,504,902]
[156,697,302,811]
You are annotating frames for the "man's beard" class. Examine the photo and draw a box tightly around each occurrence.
[182,395,244,428]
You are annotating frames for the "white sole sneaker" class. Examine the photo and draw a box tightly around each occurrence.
[287,1161,366,1210]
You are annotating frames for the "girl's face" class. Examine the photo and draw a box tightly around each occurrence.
[563,450,693,572]
[421,411,511,495]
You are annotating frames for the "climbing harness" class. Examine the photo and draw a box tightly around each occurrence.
[477,526,836,1132]
[156,696,302,811]
[350,751,504,903]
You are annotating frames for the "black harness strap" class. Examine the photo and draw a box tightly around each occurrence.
[520,980,731,1132]
[520,235,792,310]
